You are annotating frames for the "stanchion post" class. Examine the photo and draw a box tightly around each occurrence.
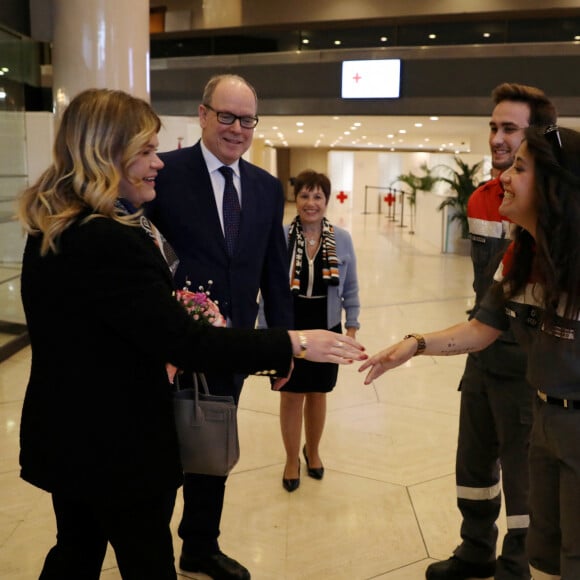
[362,185,370,214]
[398,190,408,228]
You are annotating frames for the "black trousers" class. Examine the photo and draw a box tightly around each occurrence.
[39,489,177,580]
[178,371,244,557]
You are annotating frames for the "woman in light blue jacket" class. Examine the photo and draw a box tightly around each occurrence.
[280,170,361,492]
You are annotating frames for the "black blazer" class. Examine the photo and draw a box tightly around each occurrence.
[146,141,293,330]
[19,216,292,502]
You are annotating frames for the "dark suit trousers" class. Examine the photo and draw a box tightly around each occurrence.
[178,371,245,557]
[39,490,177,580]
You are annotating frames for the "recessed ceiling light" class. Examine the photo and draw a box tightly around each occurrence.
[302,39,309,45]
[297,129,303,133]
[380,36,388,42]
[483,32,491,38]
[334,40,341,46]
[296,121,304,126]
[430,116,439,121]
[398,129,407,134]
[428,34,437,39]
[414,123,423,128]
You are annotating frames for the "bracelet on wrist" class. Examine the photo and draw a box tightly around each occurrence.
[403,333,426,356]
[295,332,308,358]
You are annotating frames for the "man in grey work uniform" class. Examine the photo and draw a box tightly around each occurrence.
[426,83,557,580]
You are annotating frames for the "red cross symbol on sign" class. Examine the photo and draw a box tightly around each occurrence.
[352,73,362,83]
[336,191,348,204]
[384,193,395,206]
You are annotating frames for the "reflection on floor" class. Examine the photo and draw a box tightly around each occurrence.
[0,266,27,363]
[0,204,502,579]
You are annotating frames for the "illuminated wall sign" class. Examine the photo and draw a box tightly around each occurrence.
[341,59,401,99]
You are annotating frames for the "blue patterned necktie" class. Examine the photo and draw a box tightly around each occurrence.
[219,165,241,256]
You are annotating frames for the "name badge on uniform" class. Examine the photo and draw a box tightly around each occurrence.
[526,306,540,328]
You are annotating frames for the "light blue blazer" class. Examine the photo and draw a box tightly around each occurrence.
[260,224,360,329]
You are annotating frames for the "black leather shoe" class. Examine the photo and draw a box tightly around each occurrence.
[179,551,251,580]
[303,445,324,480]
[425,556,495,580]
[282,461,300,492]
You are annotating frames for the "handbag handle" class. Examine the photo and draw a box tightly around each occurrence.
[192,372,210,397]
[174,372,210,397]
[174,372,211,427]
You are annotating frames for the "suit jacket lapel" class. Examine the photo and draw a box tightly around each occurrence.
[236,159,258,255]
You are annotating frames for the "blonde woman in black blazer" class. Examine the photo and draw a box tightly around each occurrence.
[17,88,366,580]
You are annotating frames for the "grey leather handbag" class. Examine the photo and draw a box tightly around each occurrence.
[173,373,240,476]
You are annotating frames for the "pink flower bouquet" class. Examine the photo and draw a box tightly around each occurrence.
[167,280,226,383]
[175,281,225,328]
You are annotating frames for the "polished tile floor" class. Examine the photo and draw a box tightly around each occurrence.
[0,204,504,579]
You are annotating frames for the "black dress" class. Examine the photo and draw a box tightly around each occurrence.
[280,244,341,393]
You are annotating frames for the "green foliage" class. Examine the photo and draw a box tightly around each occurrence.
[391,162,438,206]
[436,157,483,238]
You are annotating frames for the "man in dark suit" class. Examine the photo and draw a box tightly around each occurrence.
[146,74,293,580]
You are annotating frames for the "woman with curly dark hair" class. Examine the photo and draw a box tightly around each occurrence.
[360,125,580,580]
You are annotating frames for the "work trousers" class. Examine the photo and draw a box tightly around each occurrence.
[527,398,580,579]
[454,356,534,580]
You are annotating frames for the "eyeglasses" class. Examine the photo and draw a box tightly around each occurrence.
[203,104,259,129]
[544,124,564,166]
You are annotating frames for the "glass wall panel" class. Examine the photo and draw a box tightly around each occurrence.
[0,26,30,359]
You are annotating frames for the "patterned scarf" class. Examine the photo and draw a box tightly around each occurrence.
[114,199,180,276]
[288,215,339,294]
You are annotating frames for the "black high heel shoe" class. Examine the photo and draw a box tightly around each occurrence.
[303,445,324,480]
[282,461,300,492]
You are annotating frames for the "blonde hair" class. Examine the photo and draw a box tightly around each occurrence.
[18,88,161,255]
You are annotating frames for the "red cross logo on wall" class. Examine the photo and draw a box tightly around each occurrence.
[384,193,395,206]
[352,73,362,83]
[336,191,348,204]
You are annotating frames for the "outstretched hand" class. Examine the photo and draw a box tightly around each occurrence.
[290,329,367,365]
[358,339,417,385]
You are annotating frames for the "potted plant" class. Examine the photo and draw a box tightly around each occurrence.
[392,162,439,206]
[436,156,483,240]
[391,162,439,232]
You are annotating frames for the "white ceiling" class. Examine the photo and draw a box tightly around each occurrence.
[254,114,580,156]
[255,115,491,155]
